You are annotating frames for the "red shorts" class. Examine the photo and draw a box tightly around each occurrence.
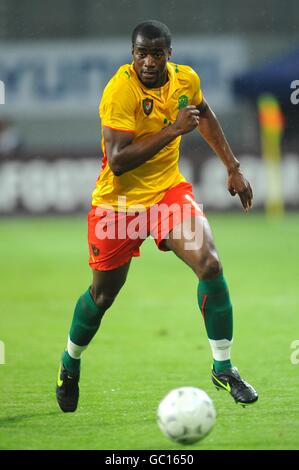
[87,182,203,271]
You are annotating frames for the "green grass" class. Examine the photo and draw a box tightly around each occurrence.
[0,214,299,450]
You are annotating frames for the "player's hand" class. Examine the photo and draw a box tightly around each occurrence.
[227,168,253,212]
[172,105,200,135]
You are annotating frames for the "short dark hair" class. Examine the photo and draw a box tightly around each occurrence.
[132,20,172,49]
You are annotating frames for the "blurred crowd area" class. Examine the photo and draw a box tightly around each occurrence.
[0,0,298,213]
[1,0,298,39]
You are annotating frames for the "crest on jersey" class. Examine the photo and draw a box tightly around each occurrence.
[142,98,153,116]
[178,95,188,110]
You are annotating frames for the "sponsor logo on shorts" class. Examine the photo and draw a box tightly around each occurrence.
[91,244,100,256]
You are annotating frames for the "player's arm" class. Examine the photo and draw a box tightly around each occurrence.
[104,106,200,176]
[197,98,253,211]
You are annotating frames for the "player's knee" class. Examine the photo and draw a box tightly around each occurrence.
[90,288,118,310]
[196,252,222,280]
[97,293,116,310]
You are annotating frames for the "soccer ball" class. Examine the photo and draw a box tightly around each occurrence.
[157,387,216,445]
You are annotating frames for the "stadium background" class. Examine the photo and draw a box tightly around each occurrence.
[0,0,299,450]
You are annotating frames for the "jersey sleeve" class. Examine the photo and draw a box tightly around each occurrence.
[100,79,136,132]
[191,70,203,107]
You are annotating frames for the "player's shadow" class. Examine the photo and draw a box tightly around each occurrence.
[0,411,58,426]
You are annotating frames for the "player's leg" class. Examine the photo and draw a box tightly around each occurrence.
[63,263,131,375]
[56,262,131,412]
[56,204,144,412]
[164,215,233,370]
[164,215,258,405]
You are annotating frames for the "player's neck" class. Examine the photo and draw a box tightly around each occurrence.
[158,71,169,87]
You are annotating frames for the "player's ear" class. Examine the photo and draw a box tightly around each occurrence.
[168,48,172,60]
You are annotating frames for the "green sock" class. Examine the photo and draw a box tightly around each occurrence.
[213,359,232,373]
[62,351,80,377]
[62,288,106,376]
[198,273,233,374]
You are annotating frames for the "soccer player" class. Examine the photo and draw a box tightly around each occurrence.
[56,20,258,412]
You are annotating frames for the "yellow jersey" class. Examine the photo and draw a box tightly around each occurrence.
[92,61,203,211]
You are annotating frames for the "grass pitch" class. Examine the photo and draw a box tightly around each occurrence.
[0,214,298,450]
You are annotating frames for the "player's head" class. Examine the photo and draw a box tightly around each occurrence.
[131,20,172,88]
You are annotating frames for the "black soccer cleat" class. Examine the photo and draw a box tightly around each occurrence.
[56,364,80,412]
[211,367,258,406]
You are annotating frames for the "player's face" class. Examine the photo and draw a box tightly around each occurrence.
[132,35,172,88]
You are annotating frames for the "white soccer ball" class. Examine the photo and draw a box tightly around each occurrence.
[157,387,216,445]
